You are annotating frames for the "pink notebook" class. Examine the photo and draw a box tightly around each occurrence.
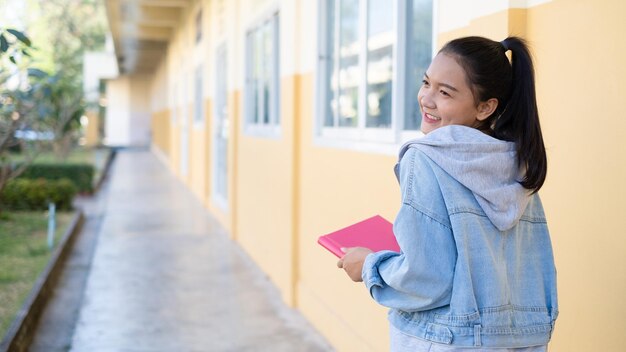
[317,215,400,258]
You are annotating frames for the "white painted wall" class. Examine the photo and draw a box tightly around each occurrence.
[83,35,119,104]
[105,77,130,146]
[299,0,317,74]
[105,75,152,147]
[129,76,152,146]
[438,0,553,33]
[83,51,118,103]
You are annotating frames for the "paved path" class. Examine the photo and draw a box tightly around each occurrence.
[35,150,333,352]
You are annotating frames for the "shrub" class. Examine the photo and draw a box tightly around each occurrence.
[18,163,94,193]
[0,178,77,211]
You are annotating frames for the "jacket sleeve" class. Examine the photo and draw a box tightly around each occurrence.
[361,148,456,312]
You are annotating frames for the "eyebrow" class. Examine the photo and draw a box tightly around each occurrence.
[424,73,459,92]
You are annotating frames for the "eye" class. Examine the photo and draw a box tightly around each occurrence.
[440,90,450,97]
[422,79,429,86]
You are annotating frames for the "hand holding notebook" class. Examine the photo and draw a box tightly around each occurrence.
[317,215,400,258]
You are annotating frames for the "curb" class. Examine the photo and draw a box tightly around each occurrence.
[0,211,85,352]
[93,147,116,194]
[0,147,116,351]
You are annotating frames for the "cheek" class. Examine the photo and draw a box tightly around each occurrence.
[446,103,478,124]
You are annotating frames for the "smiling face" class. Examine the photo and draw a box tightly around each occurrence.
[418,53,497,134]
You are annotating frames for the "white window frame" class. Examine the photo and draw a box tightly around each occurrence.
[316,0,436,154]
[243,9,281,138]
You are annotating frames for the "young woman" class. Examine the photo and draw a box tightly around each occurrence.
[337,36,558,351]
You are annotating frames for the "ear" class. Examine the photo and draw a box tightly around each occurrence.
[476,98,499,121]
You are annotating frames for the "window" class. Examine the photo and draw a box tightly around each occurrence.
[319,0,433,146]
[195,10,203,43]
[193,65,204,124]
[405,0,433,131]
[244,12,280,135]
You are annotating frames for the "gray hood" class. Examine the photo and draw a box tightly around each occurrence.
[396,125,530,231]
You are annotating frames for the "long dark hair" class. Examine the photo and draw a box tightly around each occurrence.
[440,36,547,193]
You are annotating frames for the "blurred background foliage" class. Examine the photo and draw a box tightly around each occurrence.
[0,0,107,194]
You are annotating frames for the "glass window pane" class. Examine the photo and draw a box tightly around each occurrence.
[214,45,228,200]
[366,0,393,128]
[325,0,337,127]
[405,0,432,131]
[338,0,359,127]
[263,21,271,124]
[249,32,259,124]
[246,33,254,124]
[194,66,203,123]
[273,14,280,125]
[246,14,279,128]
[255,29,263,124]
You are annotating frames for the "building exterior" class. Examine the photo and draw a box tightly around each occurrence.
[105,0,626,351]
[83,38,119,147]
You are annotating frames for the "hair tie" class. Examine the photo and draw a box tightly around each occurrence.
[501,40,509,52]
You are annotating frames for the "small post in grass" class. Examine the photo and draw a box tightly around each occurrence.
[47,202,56,250]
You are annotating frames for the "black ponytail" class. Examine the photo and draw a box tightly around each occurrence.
[440,36,547,193]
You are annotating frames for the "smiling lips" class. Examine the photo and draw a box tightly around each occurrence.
[423,112,441,123]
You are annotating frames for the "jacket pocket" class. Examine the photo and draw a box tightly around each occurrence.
[425,323,453,344]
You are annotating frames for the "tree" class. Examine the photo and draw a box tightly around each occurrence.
[0,28,31,66]
[0,0,108,201]
[0,28,40,199]
[30,0,106,154]
[0,28,82,197]
[38,72,85,159]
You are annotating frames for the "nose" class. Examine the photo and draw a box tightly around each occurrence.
[418,89,435,110]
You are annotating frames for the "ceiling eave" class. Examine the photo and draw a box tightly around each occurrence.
[105,0,191,75]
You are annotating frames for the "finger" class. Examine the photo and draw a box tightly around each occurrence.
[337,259,343,268]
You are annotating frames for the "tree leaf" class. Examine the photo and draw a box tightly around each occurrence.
[28,68,48,78]
[0,34,7,53]
[6,29,31,46]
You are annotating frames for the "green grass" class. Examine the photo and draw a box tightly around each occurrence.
[0,211,74,340]
[10,147,94,164]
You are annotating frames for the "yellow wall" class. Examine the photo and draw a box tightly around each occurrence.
[235,76,298,305]
[437,8,520,45]
[296,72,398,351]
[84,111,100,147]
[151,109,170,158]
[438,1,626,351]
[181,104,192,185]
[169,110,180,175]
[146,0,626,351]
[527,1,626,351]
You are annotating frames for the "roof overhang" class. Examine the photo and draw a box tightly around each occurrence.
[105,0,191,75]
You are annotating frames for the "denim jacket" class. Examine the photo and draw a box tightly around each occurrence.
[362,126,558,348]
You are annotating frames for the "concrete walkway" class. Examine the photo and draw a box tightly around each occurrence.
[40,150,333,352]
